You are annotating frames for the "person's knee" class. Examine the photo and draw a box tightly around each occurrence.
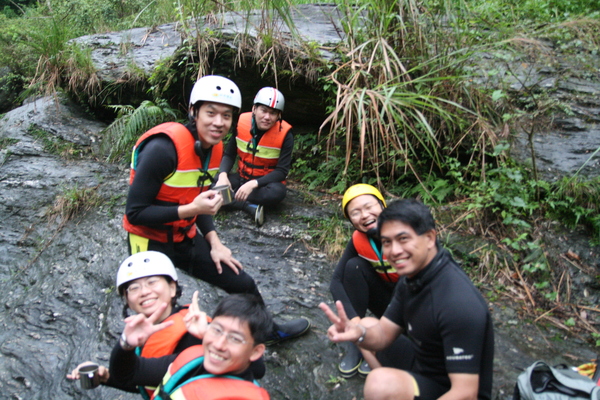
[249,182,286,206]
[364,368,415,400]
[344,257,370,278]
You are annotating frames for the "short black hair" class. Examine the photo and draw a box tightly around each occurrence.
[377,199,436,236]
[213,294,273,345]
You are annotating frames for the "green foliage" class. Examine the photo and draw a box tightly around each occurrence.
[0,137,18,149]
[545,176,600,241]
[101,99,180,161]
[318,0,503,193]
[48,184,103,225]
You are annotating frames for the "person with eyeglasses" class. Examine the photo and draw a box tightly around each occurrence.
[67,251,266,397]
[328,184,398,379]
[122,76,310,347]
[109,293,273,400]
[214,87,293,227]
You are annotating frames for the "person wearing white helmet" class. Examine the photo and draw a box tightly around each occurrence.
[123,76,310,347]
[215,86,293,227]
[123,75,254,300]
[67,251,266,396]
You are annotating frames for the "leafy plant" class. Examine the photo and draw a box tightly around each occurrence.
[101,99,180,161]
[545,175,600,241]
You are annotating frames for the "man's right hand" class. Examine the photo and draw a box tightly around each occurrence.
[318,300,364,343]
[179,190,223,219]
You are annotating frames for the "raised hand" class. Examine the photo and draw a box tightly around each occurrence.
[318,300,362,343]
[122,302,174,348]
[183,291,209,339]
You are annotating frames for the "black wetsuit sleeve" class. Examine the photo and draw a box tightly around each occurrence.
[329,237,361,320]
[102,368,138,393]
[255,129,293,187]
[125,136,181,226]
[173,333,203,353]
[218,134,238,174]
[196,214,216,236]
[109,343,176,388]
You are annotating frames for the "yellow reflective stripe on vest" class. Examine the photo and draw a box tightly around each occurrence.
[168,391,186,400]
[362,255,396,274]
[235,137,282,160]
[163,168,218,188]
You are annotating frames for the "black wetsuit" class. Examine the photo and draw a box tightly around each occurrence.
[329,233,396,320]
[378,246,494,400]
[125,123,261,298]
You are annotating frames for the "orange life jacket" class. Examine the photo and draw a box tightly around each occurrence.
[352,230,399,283]
[123,122,223,243]
[152,345,270,400]
[136,307,212,399]
[235,112,291,181]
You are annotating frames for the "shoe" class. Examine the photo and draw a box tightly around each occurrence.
[254,204,264,227]
[338,342,362,378]
[358,358,371,378]
[265,318,311,346]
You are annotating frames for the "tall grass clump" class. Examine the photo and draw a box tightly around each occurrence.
[319,0,502,194]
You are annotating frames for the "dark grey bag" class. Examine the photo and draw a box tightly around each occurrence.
[513,361,600,400]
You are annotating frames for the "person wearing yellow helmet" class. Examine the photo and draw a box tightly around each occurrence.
[215,87,293,227]
[329,184,399,378]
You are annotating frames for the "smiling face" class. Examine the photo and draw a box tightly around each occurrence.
[346,194,384,233]
[202,316,265,376]
[193,102,234,148]
[252,104,280,131]
[380,220,437,278]
[125,276,176,322]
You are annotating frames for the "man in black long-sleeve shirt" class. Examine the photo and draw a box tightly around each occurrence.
[215,87,293,227]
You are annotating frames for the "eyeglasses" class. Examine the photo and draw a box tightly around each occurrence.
[126,277,163,296]
[348,201,379,220]
[208,324,247,345]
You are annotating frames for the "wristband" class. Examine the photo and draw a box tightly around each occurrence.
[119,332,135,351]
[355,324,367,344]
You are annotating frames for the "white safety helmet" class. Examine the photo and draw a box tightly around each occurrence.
[116,251,178,295]
[253,87,285,112]
[189,75,242,110]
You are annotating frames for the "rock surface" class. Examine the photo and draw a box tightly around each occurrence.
[1,6,599,399]
[1,95,599,400]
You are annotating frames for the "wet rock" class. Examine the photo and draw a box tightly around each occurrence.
[2,96,600,400]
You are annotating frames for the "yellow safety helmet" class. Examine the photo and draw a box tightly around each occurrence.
[342,184,386,219]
